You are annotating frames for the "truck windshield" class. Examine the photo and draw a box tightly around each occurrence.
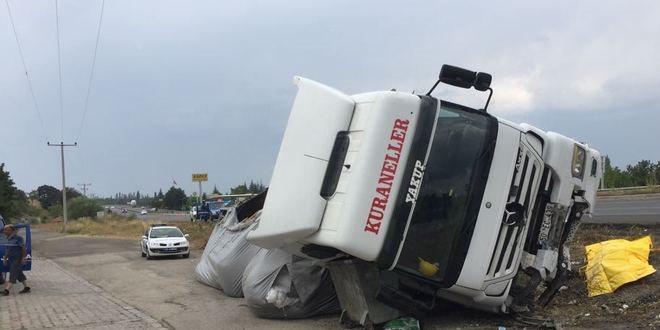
[395,101,496,285]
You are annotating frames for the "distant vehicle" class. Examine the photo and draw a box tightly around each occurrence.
[129,200,137,207]
[140,210,148,215]
[140,224,190,259]
[193,201,228,221]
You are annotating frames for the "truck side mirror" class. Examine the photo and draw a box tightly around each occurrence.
[474,72,492,91]
[439,64,476,89]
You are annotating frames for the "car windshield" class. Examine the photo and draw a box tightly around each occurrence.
[395,102,495,283]
[150,227,184,238]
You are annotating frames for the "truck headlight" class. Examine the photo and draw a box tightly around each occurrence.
[571,144,586,179]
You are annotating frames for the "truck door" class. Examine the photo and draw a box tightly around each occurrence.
[0,223,32,273]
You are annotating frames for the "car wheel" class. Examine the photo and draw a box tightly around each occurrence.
[183,253,190,259]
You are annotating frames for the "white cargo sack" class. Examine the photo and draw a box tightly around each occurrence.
[241,248,340,319]
[194,208,263,297]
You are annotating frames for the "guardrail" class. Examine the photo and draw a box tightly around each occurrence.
[598,185,660,196]
[599,185,659,192]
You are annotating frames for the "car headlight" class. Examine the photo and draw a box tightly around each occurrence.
[571,144,586,179]
[150,241,158,247]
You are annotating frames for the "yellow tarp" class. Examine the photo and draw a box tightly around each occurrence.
[584,236,656,297]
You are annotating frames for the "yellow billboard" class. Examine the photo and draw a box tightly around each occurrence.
[192,173,208,182]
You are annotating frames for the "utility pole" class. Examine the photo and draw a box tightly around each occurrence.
[78,183,92,197]
[601,155,607,189]
[48,142,77,232]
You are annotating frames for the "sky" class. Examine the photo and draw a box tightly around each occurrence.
[1,0,660,197]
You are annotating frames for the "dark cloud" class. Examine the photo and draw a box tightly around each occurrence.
[2,0,659,196]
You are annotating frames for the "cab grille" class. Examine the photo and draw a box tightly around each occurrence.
[486,144,541,279]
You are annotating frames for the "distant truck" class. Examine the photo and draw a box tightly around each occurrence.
[248,65,602,324]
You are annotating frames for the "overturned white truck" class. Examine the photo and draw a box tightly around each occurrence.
[247,65,602,325]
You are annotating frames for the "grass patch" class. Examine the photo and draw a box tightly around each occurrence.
[35,215,215,250]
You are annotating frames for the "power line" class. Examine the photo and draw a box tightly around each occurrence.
[77,0,105,140]
[55,0,64,141]
[4,0,48,142]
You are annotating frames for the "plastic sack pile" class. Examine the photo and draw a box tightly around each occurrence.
[583,235,656,297]
[194,193,340,318]
[194,208,261,297]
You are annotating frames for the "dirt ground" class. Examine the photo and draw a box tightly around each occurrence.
[543,223,660,330]
[419,224,660,330]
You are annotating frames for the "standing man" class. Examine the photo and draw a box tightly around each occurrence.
[2,224,30,295]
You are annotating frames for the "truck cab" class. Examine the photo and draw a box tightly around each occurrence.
[247,65,601,316]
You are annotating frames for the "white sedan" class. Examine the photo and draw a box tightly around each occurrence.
[140,225,190,259]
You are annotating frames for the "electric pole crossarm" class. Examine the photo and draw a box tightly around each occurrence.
[78,183,91,197]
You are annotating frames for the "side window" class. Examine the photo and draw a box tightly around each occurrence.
[144,229,150,237]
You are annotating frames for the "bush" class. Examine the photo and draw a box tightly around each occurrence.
[68,197,102,220]
[48,205,63,219]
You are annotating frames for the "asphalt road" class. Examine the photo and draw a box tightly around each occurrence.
[106,205,189,222]
[29,228,341,330]
[106,194,660,225]
[588,194,660,224]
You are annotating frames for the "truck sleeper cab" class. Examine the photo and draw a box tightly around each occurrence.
[247,67,601,314]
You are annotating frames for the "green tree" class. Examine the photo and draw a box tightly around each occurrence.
[603,156,633,188]
[0,163,28,219]
[212,185,220,194]
[37,185,60,209]
[59,187,82,203]
[230,180,266,194]
[68,197,102,219]
[163,187,187,210]
[627,160,654,186]
[230,182,249,194]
